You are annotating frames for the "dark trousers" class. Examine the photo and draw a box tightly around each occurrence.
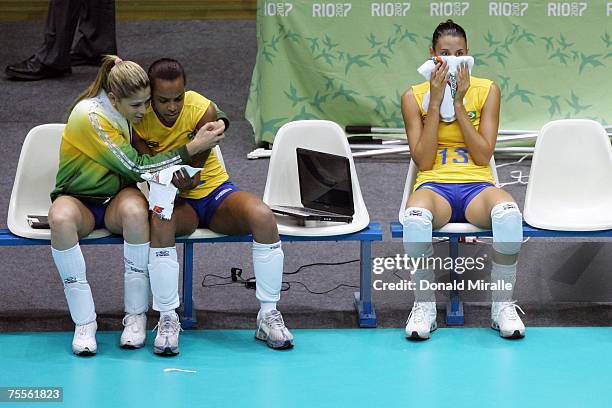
[35,0,117,69]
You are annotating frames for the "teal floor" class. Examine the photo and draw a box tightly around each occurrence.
[1,328,611,407]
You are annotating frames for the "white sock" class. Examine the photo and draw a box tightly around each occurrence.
[491,261,517,304]
[52,244,86,278]
[411,268,436,303]
[124,241,150,314]
[252,241,283,310]
[259,302,277,315]
[160,310,176,319]
[125,241,150,269]
[52,244,96,325]
[149,247,178,263]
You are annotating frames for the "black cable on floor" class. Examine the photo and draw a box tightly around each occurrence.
[201,273,242,288]
[201,259,360,293]
[283,281,359,295]
[202,237,453,293]
[283,259,359,275]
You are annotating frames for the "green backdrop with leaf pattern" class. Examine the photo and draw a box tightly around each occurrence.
[245,0,611,146]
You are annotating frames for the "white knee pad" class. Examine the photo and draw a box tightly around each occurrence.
[402,207,434,258]
[148,258,180,312]
[52,245,96,325]
[491,202,523,255]
[60,271,96,326]
[63,282,97,325]
[124,242,150,314]
[253,241,283,303]
[124,271,150,314]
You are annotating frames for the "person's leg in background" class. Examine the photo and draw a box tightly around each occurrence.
[5,0,83,80]
[71,0,117,65]
[5,0,117,79]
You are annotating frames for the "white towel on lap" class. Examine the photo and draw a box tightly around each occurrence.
[142,165,202,220]
[417,56,474,122]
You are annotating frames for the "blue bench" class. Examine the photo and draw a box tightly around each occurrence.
[0,222,383,328]
[390,221,612,325]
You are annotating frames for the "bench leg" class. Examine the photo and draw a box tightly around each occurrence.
[354,240,377,328]
[446,236,465,325]
[180,242,197,329]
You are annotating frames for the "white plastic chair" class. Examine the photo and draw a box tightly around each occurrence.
[398,156,500,233]
[263,120,370,236]
[8,124,111,240]
[524,119,612,231]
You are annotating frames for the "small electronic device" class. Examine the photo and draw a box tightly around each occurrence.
[270,148,354,223]
[27,215,50,229]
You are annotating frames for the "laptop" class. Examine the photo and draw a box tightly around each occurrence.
[270,148,354,223]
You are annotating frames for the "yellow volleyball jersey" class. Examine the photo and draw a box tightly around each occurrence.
[52,91,189,202]
[133,91,229,199]
[412,76,495,189]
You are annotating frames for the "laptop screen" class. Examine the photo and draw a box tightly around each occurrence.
[296,148,354,216]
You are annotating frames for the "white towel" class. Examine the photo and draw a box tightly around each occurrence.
[417,56,474,122]
[142,165,202,220]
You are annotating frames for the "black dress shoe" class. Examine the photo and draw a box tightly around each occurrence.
[5,56,71,80]
[70,54,103,67]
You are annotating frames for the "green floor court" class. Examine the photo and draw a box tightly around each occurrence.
[1,328,611,407]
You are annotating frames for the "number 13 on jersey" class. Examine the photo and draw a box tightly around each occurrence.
[438,147,469,165]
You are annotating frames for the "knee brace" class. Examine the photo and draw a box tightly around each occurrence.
[148,256,180,312]
[402,207,434,258]
[124,271,150,314]
[63,283,96,325]
[491,202,523,255]
[52,245,96,325]
[252,241,283,303]
[124,242,150,314]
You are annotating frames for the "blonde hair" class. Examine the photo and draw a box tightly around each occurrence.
[68,55,149,114]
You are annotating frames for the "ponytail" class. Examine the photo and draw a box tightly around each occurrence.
[67,55,149,115]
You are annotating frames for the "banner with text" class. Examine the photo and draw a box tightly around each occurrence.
[245,0,611,145]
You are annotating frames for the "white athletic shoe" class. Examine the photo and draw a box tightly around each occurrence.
[72,321,97,356]
[153,312,182,356]
[492,301,526,339]
[255,310,294,349]
[120,313,147,349]
[405,302,437,340]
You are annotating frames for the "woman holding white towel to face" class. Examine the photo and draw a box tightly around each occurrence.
[401,20,525,341]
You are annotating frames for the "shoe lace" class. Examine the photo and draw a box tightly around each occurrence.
[407,303,426,324]
[153,315,182,336]
[77,322,94,336]
[122,314,137,327]
[498,301,525,320]
[123,313,145,333]
[264,310,286,330]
